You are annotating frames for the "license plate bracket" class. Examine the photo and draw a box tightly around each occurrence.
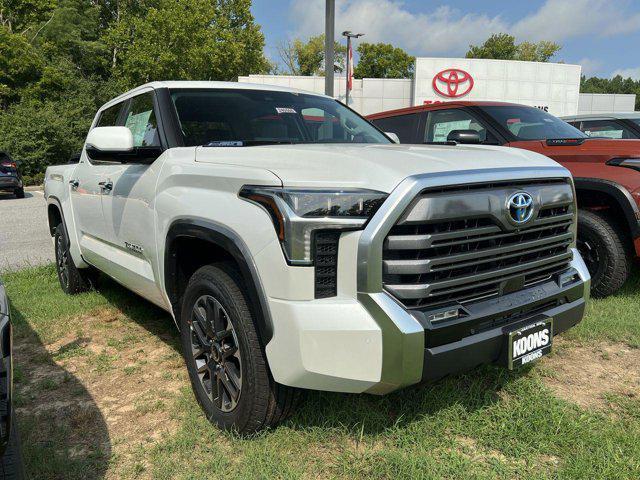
[506,317,553,369]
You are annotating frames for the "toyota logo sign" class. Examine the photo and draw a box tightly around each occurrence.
[432,69,474,98]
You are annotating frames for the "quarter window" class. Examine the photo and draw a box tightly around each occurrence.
[124,93,161,147]
[97,102,125,127]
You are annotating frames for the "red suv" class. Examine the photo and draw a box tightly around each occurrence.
[369,102,640,297]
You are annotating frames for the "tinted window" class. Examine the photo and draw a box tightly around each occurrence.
[124,92,160,147]
[371,114,418,143]
[580,120,638,139]
[630,119,640,129]
[480,106,586,140]
[97,102,125,127]
[425,109,488,143]
[170,89,390,146]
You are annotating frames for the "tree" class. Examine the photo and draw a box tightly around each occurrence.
[0,0,272,178]
[466,33,561,62]
[353,42,414,79]
[0,26,43,106]
[581,74,640,110]
[108,0,270,87]
[277,34,346,76]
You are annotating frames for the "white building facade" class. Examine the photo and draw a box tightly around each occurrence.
[240,57,635,116]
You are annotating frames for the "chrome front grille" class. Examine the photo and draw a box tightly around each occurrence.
[382,180,575,309]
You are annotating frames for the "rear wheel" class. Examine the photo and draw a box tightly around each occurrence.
[577,209,631,298]
[54,223,97,294]
[180,264,298,434]
[13,188,24,199]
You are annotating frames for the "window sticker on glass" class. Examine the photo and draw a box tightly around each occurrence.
[433,120,471,142]
[125,110,153,145]
[276,107,297,114]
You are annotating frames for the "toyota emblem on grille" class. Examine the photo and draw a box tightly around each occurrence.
[507,192,534,225]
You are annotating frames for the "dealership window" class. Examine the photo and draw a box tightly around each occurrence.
[124,92,161,147]
[371,114,419,143]
[579,120,636,139]
[425,109,487,143]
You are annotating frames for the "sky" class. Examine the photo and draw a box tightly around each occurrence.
[251,0,640,79]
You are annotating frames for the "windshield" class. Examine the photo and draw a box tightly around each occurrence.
[169,89,390,146]
[479,105,587,141]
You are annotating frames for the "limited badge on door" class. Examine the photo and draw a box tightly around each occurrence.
[507,318,553,369]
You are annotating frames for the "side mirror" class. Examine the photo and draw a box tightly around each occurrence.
[68,152,81,164]
[85,126,161,164]
[385,132,400,144]
[86,126,134,152]
[447,129,481,144]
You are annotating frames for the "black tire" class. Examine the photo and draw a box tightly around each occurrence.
[577,209,631,298]
[54,222,97,294]
[13,188,24,199]
[180,264,298,434]
[0,413,25,479]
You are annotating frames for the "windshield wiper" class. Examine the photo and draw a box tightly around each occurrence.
[203,140,299,147]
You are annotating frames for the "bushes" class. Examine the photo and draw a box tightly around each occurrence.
[22,172,45,186]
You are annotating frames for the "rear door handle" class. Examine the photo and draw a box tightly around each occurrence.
[98,180,113,192]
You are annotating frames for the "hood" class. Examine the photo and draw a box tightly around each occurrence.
[195,143,562,193]
[511,138,640,157]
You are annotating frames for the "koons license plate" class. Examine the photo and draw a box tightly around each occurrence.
[507,318,553,369]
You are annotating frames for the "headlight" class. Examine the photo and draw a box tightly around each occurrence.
[607,158,640,171]
[240,186,388,264]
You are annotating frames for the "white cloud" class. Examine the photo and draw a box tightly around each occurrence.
[288,0,640,57]
[611,67,640,80]
[288,0,508,56]
[512,0,640,42]
[578,58,604,77]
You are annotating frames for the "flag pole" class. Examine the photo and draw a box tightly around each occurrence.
[342,31,364,106]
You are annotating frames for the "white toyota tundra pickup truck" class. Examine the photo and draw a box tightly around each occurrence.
[44,81,590,433]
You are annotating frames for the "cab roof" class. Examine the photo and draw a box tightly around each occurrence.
[366,101,533,119]
[104,81,328,110]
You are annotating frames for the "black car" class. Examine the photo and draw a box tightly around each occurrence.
[0,281,24,479]
[0,153,24,199]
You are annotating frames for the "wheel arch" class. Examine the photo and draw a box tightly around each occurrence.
[164,219,274,345]
[574,177,640,240]
[46,196,67,238]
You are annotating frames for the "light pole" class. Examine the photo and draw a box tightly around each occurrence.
[342,31,364,105]
[325,0,335,96]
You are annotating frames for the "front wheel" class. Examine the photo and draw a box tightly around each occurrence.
[54,223,97,294]
[180,264,298,434]
[577,209,631,298]
[13,188,24,199]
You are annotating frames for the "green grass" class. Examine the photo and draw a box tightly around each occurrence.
[3,265,640,479]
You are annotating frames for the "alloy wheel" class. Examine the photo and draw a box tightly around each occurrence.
[577,238,601,278]
[56,234,69,288]
[190,295,242,412]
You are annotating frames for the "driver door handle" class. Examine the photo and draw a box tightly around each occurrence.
[98,180,113,192]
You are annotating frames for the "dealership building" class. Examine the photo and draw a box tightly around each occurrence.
[240,57,635,117]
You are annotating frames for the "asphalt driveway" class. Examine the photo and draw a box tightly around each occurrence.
[0,190,55,271]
